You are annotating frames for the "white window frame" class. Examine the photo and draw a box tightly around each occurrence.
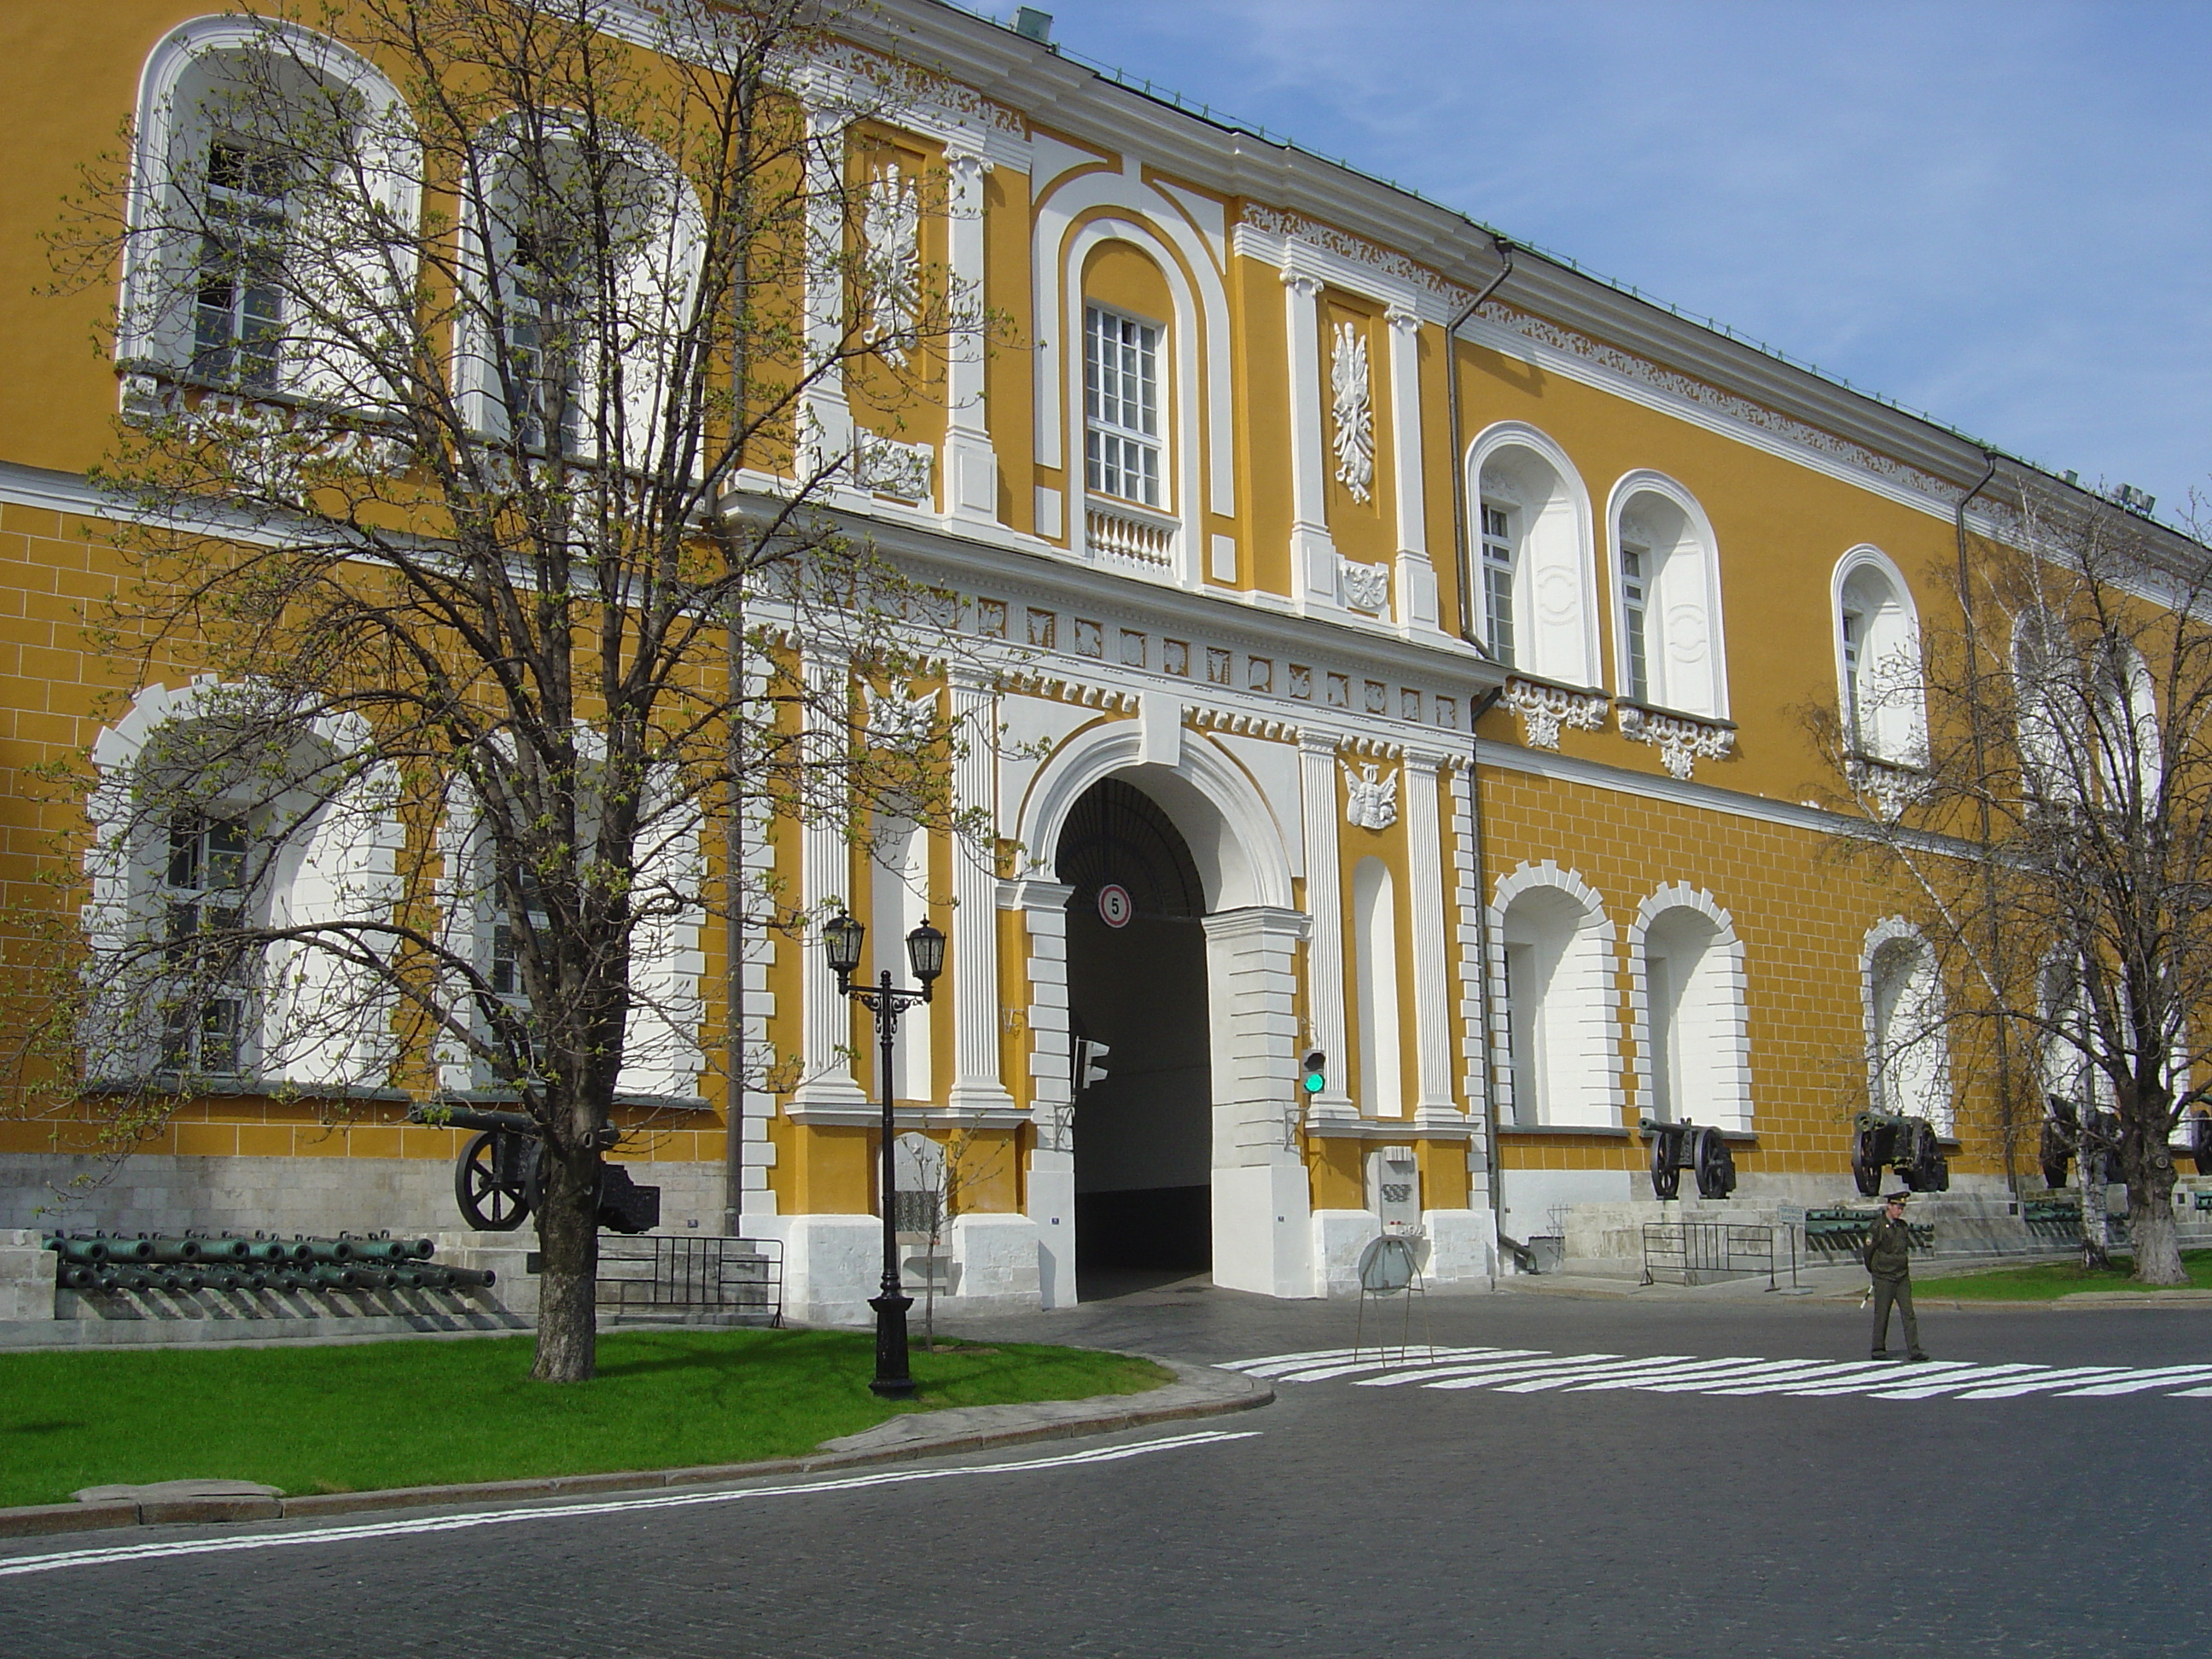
[159,809,258,1075]
[1480,500,1516,669]
[1083,301,1166,510]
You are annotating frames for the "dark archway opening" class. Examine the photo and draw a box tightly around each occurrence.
[1056,777,1212,1296]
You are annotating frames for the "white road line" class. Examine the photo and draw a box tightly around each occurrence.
[1765,1363,2021,1396]
[1703,1361,1981,1395]
[1346,1352,1571,1387]
[1947,1367,2143,1399]
[1492,1356,1700,1393]
[2058,1367,2212,1396]
[1217,1348,1371,1374]
[1423,1356,1647,1391]
[1866,1365,2067,1400]
[1269,1348,1525,1383]
[1569,1358,1831,1393]
[0,1430,1262,1580]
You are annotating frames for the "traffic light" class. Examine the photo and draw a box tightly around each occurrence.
[1074,1036,1112,1093]
[1301,1050,1327,1096]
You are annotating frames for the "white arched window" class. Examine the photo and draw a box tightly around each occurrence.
[1865,923,1951,1132]
[122,18,417,404]
[1833,547,1925,765]
[870,815,934,1104]
[1469,423,1599,685]
[1609,474,1727,719]
[1633,890,1751,1132]
[1353,857,1405,1118]
[1493,866,1617,1128]
[457,117,702,465]
[84,680,401,1088]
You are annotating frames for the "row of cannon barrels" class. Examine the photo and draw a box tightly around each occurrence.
[42,1231,495,1295]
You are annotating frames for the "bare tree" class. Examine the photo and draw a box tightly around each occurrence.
[42,0,996,1378]
[1811,471,2212,1284]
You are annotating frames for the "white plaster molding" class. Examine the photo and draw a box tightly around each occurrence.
[1401,752,1457,1120]
[1329,320,1374,504]
[1296,734,1355,1125]
[1617,703,1735,780]
[1488,861,1624,1131]
[853,430,934,504]
[1339,557,1391,618]
[1341,760,1399,830]
[946,674,1014,1117]
[1505,677,1610,751]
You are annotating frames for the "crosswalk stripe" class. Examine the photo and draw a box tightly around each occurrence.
[1271,1348,1522,1383]
[1348,1352,1569,1388]
[1580,1358,1833,1393]
[1423,1355,1639,1391]
[1225,1345,2212,1402]
[1492,1355,1700,1393]
[2058,1366,2212,1396]
[1948,1367,2142,1399]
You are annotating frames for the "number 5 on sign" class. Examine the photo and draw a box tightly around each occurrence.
[1097,882,1132,928]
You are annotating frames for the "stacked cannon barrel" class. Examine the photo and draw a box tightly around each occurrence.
[43,1232,496,1296]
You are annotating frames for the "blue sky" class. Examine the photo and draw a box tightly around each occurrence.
[977,1,2211,519]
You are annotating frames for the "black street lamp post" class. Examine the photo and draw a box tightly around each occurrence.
[823,910,946,1399]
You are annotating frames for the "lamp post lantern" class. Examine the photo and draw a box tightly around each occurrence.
[824,911,945,1398]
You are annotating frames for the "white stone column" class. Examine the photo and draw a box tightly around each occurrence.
[1402,749,1458,1126]
[788,654,868,1116]
[1204,905,1317,1299]
[1386,305,1443,637]
[1282,265,1338,614]
[1010,879,1077,1307]
[1297,733,1357,1127]
[943,148,999,525]
[736,799,781,1222]
[947,672,1014,1117]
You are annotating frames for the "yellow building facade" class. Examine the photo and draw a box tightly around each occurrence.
[0,2,2047,1320]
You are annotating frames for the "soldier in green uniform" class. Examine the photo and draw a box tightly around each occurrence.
[1866,1191,1928,1360]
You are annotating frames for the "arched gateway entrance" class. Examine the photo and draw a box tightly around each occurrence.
[1015,719,1313,1307]
[1055,778,1212,1293]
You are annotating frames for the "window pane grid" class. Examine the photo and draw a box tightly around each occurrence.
[1083,304,1162,508]
[193,141,286,389]
[1621,546,1650,703]
[1481,504,1515,667]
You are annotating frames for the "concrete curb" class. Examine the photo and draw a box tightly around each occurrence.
[0,1356,1271,1540]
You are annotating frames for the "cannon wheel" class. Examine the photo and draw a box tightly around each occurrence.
[2191,1113,2212,1178]
[1693,1129,1726,1200]
[1929,1155,1950,1193]
[1650,1130,1680,1201]
[1851,1154,1882,1197]
[456,1130,533,1231]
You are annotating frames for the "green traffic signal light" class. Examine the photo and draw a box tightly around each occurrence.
[1301,1050,1326,1094]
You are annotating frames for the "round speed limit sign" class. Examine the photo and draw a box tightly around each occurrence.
[1097,883,1133,928]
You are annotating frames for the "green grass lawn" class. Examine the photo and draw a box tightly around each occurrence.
[1918,1249,2212,1301]
[0,1329,1171,1509]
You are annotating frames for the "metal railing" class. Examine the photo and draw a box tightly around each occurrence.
[595,1235,783,1323]
[1640,1221,1795,1290]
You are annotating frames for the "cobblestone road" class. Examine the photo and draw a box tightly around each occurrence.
[4,1285,2207,1657]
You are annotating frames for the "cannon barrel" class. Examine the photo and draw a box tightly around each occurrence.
[432,1263,495,1289]
[195,1237,253,1261]
[48,1236,111,1264]
[143,1237,207,1264]
[409,1104,540,1138]
[307,1263,363,1290]
[344,1237,434,1263]
[300,1238,357,1264]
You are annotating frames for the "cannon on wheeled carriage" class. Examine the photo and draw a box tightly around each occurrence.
[1641,1119,1738,1201]
[2040,1096,2212,1188]
[411,1105,661,1235]
[1852,1109,1949,1196]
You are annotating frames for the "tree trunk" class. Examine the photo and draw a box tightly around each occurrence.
[2128,1138,2186,1286]
[533,1143,602,1382]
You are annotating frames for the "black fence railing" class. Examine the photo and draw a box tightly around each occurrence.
[1641,1221,1794,1289]
[595,1235,783,1323]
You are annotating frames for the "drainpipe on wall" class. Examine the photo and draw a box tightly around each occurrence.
[1447,236,1515,649]
[1442,236,1528,1280]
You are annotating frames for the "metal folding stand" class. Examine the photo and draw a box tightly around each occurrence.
[1352,1232,1435,1365]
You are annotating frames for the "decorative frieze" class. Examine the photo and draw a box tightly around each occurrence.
[1847,755,1925,821]
[859,160,920,366]
[1505,678,1609,750]
[1618,703,1735,779]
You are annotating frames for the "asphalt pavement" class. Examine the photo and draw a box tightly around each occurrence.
[3,1278,2208,1658]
